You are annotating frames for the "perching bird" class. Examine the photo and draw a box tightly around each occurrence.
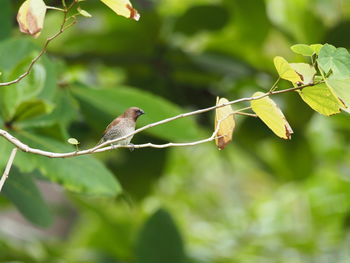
[98,107,145,147]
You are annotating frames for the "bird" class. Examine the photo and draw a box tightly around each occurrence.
[98,107,145,147]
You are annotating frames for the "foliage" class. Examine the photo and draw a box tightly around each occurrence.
[1,0,350,263]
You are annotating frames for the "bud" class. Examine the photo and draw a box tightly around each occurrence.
[17,0,47,38]
[100,0,140,21]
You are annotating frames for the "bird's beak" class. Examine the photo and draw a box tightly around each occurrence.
[138,109,145,116]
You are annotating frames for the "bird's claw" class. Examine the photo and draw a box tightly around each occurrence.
[128,143,135,152]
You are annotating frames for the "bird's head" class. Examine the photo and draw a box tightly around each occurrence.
[124,107,145,121]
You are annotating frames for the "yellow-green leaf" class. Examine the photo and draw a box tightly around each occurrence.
[290,63,316,85]
[290,44,314,56]
[251,92,293,139]
[17,0,47,38]
[215,97,235,150]
[77,7,92,18]
[326,78,350,108]
[67,138,80,145]
[100,0,140,21]
[274,56,302,83]
[298,83,343,116]
[310,44,323,55]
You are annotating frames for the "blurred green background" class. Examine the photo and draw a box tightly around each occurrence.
[1,0,350,262]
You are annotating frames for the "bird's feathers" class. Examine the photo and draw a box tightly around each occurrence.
[97,107,144,146]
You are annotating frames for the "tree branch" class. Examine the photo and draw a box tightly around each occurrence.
[0,83,314,159]
[0,1,77,87]
[0,148,18,191]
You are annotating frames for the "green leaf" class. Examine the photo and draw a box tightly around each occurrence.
[72,85,202,141]
[0,39,58,121]
[174,5,230,35]
[326,78,350,108]
[12,99,53,122]
[17,90,79,129]
[290,44,314,56]
[289,63,316,85]
[1,60,46,120]
[317,44,350,77]
[0,0,12,40]
[310,44,323,55]
[274,56,302,83]
[251,92,293,139]
[0,38,37,72]
[135,209,185,263]
[67,138,80,145]
[15,132,121,196]
[2,167,53,227]
[298,83,343,116]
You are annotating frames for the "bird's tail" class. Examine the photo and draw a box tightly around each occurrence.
[96,137,105,147]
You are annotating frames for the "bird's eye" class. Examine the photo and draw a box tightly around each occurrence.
[137,109,145,115]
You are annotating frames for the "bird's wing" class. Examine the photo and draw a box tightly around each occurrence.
[103,116,123,135]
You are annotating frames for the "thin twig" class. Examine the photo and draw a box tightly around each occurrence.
[269,77,280,92]
[0,148,18,192]
[46,6,65,12]
[235,112,257,117]
[0,1,77,87]
[0,82,316,159]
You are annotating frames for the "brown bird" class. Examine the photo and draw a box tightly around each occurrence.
[98,107,145,147]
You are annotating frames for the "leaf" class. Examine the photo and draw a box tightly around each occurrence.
[289,63,316,85]
[310,44,323,55]
[1,59,46,120]
[326,78,350,108]
[0,39,57,103]
[0,0,12,40]
[251,92,293,139]
[17,90,79,129]
[214,97,235,150]
[174,5,230,35]
[135,209,185,263]
[67,138,80,145]
[0,38,37,72]
[317,44,350,77]
[2,167,53,227]
[77,7,92,18]
[12,99,53,122]
[17,0,47,38]
[274,56,302,83]
[298,83,343,116]
[16,132,122,196]
[100,0,140,21]
[290,44,314,56]
[72,85,202,141]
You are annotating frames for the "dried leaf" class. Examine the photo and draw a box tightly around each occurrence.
[100,0,140,21]
[17,0,47,38]
[214,97,235,150]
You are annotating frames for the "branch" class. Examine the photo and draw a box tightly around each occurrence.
[93,83,313,151]
[0,82,314,158]
[0,1,77,88]
[0,148,18,191]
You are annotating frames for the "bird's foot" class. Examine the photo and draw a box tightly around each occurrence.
[128,143,135,152]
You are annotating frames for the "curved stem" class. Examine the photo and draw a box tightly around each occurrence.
[0,1,77,87]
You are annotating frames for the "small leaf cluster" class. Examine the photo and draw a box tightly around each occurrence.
[215,44,350,149]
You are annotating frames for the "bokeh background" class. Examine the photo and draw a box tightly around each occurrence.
[1,0,350,262]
